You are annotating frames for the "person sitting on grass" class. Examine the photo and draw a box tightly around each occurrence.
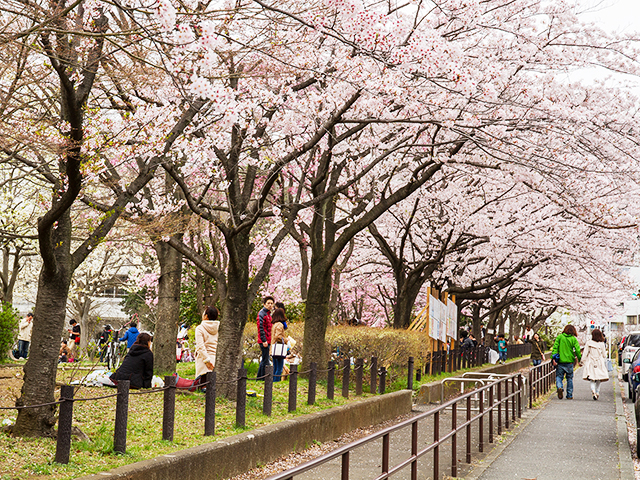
[59,340,71,363]
[110,332,154,389]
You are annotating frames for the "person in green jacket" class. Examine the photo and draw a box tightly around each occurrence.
[552,324,582,400]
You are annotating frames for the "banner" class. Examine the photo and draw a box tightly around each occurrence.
[446,301,458,340]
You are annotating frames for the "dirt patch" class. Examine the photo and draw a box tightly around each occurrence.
[0,366,24,410]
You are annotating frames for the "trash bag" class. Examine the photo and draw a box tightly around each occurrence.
[488,349,499,364]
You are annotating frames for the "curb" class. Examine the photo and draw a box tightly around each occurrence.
[615,369,635,479]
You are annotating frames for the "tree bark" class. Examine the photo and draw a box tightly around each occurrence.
[215,232,250,399]
[13,213,73,437]
[301,261,333,374]
[153,238,183,376]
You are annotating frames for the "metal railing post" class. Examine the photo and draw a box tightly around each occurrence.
[479,389,484,453]
[489,384,494,444]
[434,410,440,479]
[451,402,457,477]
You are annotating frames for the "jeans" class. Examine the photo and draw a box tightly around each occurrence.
[499,351,507,362]
[556,363,574,398]
[532,359,542,366]
[590,379,601,395]
[257,344,271,380]
[273,356,285,382]
[17,340,29,359]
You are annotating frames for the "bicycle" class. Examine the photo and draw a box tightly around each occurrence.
[104,339,127,370]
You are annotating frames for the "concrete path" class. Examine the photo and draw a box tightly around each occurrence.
[468,366,633,480]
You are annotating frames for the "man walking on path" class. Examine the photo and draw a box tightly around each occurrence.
[552,324,582,400]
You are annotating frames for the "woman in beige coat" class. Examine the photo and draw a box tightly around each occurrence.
[582,328,609,400]
[195,306,220,378]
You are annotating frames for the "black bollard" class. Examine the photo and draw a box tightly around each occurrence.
[163,375,176,442]
[342,358,350,398]
[236,367,247,428]
[54,385,75,464]
[327,361,335,400]
[370,356,378,394]
[355,358,363,396]
[308,362,317,405]
[204,371,216,436]
[407,357,414,390]
[113,380,130,454]
[379,367,386,394]
[263,365,273,416]
[288,365,298,413]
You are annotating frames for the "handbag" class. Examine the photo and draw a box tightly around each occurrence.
[606,359,613,372]
[270,340,287,357]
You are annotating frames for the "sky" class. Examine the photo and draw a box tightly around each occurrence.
[577,0,640,33]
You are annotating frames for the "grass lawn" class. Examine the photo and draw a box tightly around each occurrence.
[0,360,371,480]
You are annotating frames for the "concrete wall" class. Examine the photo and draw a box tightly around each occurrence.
[415,357,533,404]
[76,390,412,480]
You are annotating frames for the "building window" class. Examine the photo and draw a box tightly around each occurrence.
[627,315,638,325]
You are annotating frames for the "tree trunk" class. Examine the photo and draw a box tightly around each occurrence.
[215,233,250,399]
[301,262,332,374]
[79,296,92,351]
[393,275,422,329]
[14,214,73,437]
[153,238,183,376]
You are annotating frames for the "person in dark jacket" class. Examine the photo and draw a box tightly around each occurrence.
[530,332,547,366]
[110,333,154,389]
[256,296,274,380]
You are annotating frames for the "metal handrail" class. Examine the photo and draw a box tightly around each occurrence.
[266,373,524,480]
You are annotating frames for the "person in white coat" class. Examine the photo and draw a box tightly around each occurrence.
[582,328,609,400]
[194,306,220,379]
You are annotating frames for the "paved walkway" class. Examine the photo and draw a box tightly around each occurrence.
[469,366,634,480]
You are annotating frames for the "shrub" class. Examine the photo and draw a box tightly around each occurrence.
[0,302,20,361]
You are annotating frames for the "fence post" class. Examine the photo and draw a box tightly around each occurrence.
[288,364,298,413]
[236,367,247,428]
[163,375,176,442]
[355,358,363,396]
[342,358,350,398]
[517,374,522,418]
[327,361,335,400]
[204,371,216,436]
[407,356,414,390]
[113,380,130,454]
[263,365,273,416]
[370,356,378,394]
[308,362,317,405]
[54,385,75,464]
[379,367,386,394]
[528,369,533,409]
[416,366,421,382]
